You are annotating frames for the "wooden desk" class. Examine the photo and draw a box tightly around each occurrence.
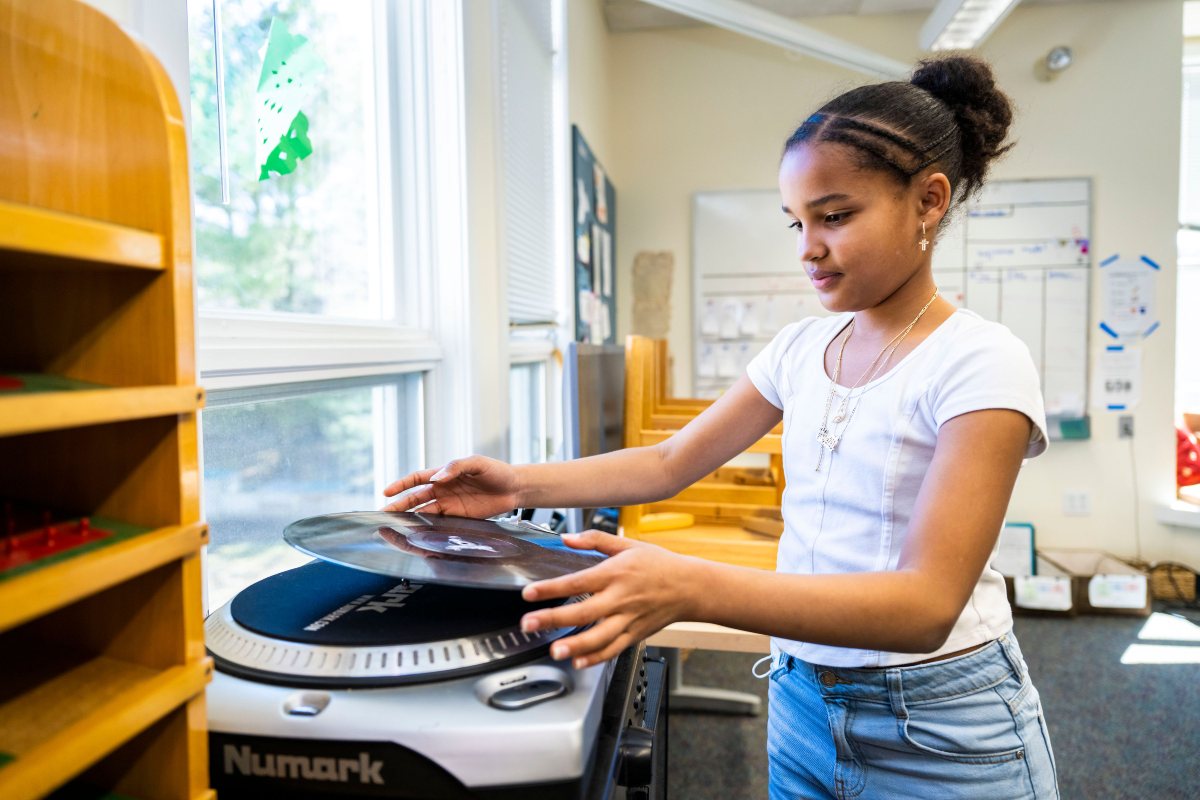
[647,621,770,654]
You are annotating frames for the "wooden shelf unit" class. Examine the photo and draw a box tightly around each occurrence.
[0,1,211,798]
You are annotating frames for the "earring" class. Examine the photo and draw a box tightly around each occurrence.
[919,220,929,252]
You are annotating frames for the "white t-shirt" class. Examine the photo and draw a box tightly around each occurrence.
[746,308,1048,668]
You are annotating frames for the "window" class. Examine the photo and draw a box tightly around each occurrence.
[1179,5,1200,413]
[187,0,467,608]
[189,0,395,320]
[203,376,421,609]
[509,361,548,464]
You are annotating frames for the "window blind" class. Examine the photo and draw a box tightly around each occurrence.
[498,0,558,325]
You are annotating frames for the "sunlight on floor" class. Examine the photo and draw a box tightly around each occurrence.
[1120,612,1200,664]
[1120,643,1200,665]
[1136,611,1200,642]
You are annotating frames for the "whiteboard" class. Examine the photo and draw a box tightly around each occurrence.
[692,179,1092,424]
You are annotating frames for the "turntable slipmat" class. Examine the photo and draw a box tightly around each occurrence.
[231,560,563,646]
[206,560,584,686]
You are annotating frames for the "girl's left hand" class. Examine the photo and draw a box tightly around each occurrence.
[519,531,698,669]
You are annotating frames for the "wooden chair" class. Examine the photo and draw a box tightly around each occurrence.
[619,336,784,570]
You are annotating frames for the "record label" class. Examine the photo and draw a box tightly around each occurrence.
[401,527,522,559]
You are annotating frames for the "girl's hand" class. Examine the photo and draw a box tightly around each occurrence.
[381,455,521,519]
[518,531,698,669]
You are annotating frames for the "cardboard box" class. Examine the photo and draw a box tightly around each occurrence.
[1037,549,1152,617]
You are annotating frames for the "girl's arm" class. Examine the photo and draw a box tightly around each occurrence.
[383,374,782,515]
[521,407,1032,667]
[519,374,782,508]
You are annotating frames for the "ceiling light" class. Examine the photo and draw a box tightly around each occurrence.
[920,0,1024,52]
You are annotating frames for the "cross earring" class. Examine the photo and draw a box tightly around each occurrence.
[919,220,929,252]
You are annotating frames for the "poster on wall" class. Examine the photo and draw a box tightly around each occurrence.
[572,126,617,344]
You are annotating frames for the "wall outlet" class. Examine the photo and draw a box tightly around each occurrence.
[1118,415,1134,438]
[1063,489,1093,516]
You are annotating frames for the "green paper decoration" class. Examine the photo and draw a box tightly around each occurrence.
[259,110,313,180]
[256,17,324,181]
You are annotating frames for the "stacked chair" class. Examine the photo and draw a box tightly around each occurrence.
[618,336,784,570]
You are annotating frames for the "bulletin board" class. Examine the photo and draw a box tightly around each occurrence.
[573,126,617,344]
[692,179,1092,433]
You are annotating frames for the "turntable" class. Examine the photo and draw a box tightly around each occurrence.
[205,512,668,799]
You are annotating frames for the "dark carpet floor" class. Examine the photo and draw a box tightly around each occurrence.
[665,606,1200,799]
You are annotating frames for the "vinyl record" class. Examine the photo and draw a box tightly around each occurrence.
[283,511,605,590]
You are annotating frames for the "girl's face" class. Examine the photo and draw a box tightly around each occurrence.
[778,142,926,313]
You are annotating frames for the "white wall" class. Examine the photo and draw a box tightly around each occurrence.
[567,0,616,189]
[599,1,1194,564]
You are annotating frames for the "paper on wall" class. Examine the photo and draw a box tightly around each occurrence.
[700,299,720,337]
[576,178,591,226]
[1093,345,1142,410]
[737,342,755,372]
[577,230,591,266]
[1102,260,1156,339]
[716,344,739,378]
[600,299,611,341]
[698,344,717,378]
[740,300,761,337]
[719,299,742,340]
[594,164,608,225]
[602,230,613,297]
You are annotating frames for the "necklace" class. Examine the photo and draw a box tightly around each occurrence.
[814,290,940,471]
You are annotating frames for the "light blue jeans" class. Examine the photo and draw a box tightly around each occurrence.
[766,633,1059,799]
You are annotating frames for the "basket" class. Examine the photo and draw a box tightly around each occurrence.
[1148,563,1197,602]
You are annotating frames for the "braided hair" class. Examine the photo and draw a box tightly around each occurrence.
[784,55,1015,219]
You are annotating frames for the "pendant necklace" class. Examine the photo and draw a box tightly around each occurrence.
[814,290,939,471]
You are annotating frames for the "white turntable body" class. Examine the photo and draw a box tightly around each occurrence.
[207,654,612,790]
[204,514,632,798]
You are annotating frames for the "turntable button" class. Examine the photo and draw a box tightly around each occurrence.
[284,692,331,717]
[488,678,568,711]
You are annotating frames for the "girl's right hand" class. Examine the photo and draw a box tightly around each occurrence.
[380,455,522,519]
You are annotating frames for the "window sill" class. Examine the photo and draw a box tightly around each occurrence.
[1157,501,1200,530]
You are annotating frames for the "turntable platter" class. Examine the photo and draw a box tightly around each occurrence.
[206,560,585,687]
[283,511,605,590]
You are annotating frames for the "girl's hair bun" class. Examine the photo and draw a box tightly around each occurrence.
[911,55,1014,199]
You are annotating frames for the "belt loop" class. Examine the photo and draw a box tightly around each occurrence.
[998,634,1027,682]
[886,669,907,719]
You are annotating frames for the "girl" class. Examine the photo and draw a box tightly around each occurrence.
[384,54,1058,799]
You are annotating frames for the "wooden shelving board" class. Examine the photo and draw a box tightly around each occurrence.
[0,653,211,800]
[625,522,778,571]
[0,522,208,634]
[0,201,164,272]
[638,427,783,454]
[0,385,205,437]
